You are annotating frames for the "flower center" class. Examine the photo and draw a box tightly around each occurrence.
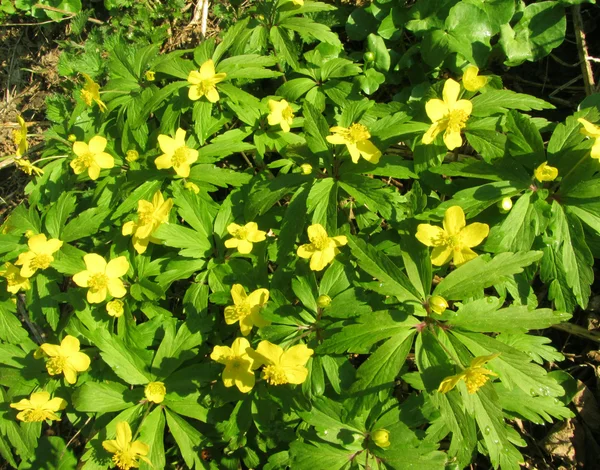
[112,450,138,470]
[172,147,189,167]
[20,408,49,422]
[311,234,330,250]
[233,302,252,320]
[346,123,370,143]
[463,368,491,394]
[73,152,95,171]
[31,254,53,270]
[137,208,154,226]
[230,358,245,370]
[282,106,294,122]
[263,365,288,385]
[446,110,469,133]
[13,129,25,145]
[46,356,67,375]
[234,227,249,240]
[88,273,109,292]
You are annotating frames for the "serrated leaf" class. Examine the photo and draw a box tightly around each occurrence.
[72,382,135,412]
[471,89,554,117]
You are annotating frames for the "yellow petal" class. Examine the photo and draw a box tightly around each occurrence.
[83,253,107,273]
[430,245,453,266]
[107,278,127,298]
[46,397,67,412]
[73,270,91,287]
[174,162,191,178]
[331,235,347,247]
[87,287,107,304]
[453,99,473,117]
[102,440,120,453]
[210,345,233,363]
[443,78,461,107]
[188,84,202,101]
[88,136,107,154]
[199,59,216,80]
[578,118,600,138]
[206,87,220,103]
[281,344,313,368]
[154,154,173,170]
[224,306,239,325]
[40,343,61,357]
[438,373,463,393]
[247,288,269,307]
[415,224,446,247]
[68,351,91,372]
[227,223,241,235]
[347,142,361,163]
[187,70,202,85]
[592,139,600,160]
[297,244,315,259]
[471,352,500,368]
[239,316,254,336]
[422,121,444,145]
[443,128,463,150]
[131,441,150,456]
[27,233,48,252]
[231,337,252,357]
[462,65,487,92]
[307,224,328,243]
[116,422,133,449]
[309,247,335,271]
[60,335,80,354]
[237,239,253,254]
[72,141,89,157]
[356,140,382,164]
[231,284,247,305]
[62,365,78,384]
[326,134,347,145]
[458,222,489,248]
[255,340,283,366]
[106,256,129,279]
[453,246,478,266]
[234,369,256,393]
[425,98,448,123]
[443,206,466,236]
[94,152,114,169]
[158,134,178,156]
[224,238,240,249]
[87,164,101,181]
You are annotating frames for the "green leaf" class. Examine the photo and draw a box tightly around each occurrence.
[434,251,543,300]
[111,180,163,220]
[245,174,308,220]
[72,382,135,412]
[445,2,494,66]
[505,111,545,165]
[276,78,317,101]
[61,207,110,243]
[471,89,554,117]
[270,26,299,70]
[485,192,539,253]
[165,409,205,469]
[0,300,28,345]
[497,333,564,364]
[280,17,341,47]
[152,223,212,258]
[139,407,166,470]
[495,382,573,424]
[307,178,338,233]
[367,34,390,72]
[44,192,77,239]
[289,440,352,470]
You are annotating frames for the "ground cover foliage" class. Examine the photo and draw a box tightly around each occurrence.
[1,0,600,468]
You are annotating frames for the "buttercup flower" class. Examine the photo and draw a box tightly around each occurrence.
[326,123,382,164]
[13,115,28,157]
[225,222,267,254]
[187,59,227,103]
[81,73,107,112]
[0,262,31,293]
[211,337,256,393]
[371,429,391,448]
[106,299,124,317]
[251,340,314,386]
[297,224,347,271]
[144,381,166,403]
[577,118,600,160]
[428,295,448,315]
[267,99,294,132]
[73,254,129,304]
[534,162,558,182]
[10,391,67,422]
[300,163,313,175]
[438,353,500,394]
[71,136,115,180]
[122,191,173,254]
[462,65,487,92]
[15,233,63,278]
[102,422,151,470]
[39,335,91,384]
[423,78,472,150]
[224,284,270,336]
[155,128,198,178]
[15,159,44,176]
[416,206,489,266]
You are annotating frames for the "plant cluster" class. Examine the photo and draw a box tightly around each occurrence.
[1,0,599,469]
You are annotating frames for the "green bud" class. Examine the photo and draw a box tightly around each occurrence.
[363,52,375,62]
[372,429,390,448]
[316,294,331,308]
[429,295,448,315]
[498,197,512,213]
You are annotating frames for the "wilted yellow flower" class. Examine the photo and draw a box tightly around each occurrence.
[300,163,313,175]
[10,391,67,422]
[438,353,500,394]
[316,294,331,308]
[184,181,200,194]
[211,337,256,393]
[39,335,91,384]
[326,124,382,164]
[106,299,124,317]
[187,59,227,103]
[15,233,63,278]
[577,118,600,160]
[125,150,139,162]
[122,191,173,254]
[73,254,129,304]
[372,429,391,448]
[224,284,270,336]
[71,136,115,181]
[297,224,347,271]
[423,78,472,150]
[102,422,151,470]
[81,73,107,112]
[13,115,28,157]
[145,70,155,82]
[15,159,44,176]
[428,295,448,315]
[225,222,267,254]
[416,206,489,266]
[534,162,558,182]
[144,381,166,403]
[0,262,31,293]
[251,340,314,386]
[155,128,198,178]
[462,65,487,92]
[267,99,294,132]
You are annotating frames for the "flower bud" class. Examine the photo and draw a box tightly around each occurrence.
[126,150,139,162]
[317,294,331,308]
[372,428,390,448]
[300,163,313,175]
[25,230,36,238]
[145,381,166,403]
[184,181,200,194]
[145,70,155,81]
[429,295,448,315]
[106,299,124,318]
[534,162,558,182]
[363,52,375,62]
[67,134,77,142]
[498,197,512,213]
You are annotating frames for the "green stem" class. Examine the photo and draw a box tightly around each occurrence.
[132,402,154,441]
[428,324,465,370]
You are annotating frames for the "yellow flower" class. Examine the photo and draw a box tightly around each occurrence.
[0,262,31,293]
[73,254,129,304]
[224,284,270,336]
[13,115,28,157]
[462,65,487,92]
[211,337,257,393]
[423,78,472,150]
[81,73,107,112]
[187,59,227,103]
[10,391,67,422]
[15,233,63,278]
[184,181,200,194]
[534,162,558,182]
[428,295,448,315]
[438,353,500,394]
[224,222,267,254]
[145,70,155,81]
[372,429,391,448]
[15,159,44,176]
[326,123,382,164]
[300,163,313,175]
[144,381,166,403]
[297,224,347,271]
[122,191,173,254]
[125,150,139,162]
[155,128,198,178]
[251,340,314,386]
[71,136,115,180]
[106,299,124,317]
[316,294,331,308]
[39,335,91,384]
[292,0,304,5]
[577,118,600,160]
[416,206,489,266]
[267,99,294,132]
[102,422,151,470]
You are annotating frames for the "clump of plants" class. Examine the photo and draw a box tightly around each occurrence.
[1,0,599,468]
